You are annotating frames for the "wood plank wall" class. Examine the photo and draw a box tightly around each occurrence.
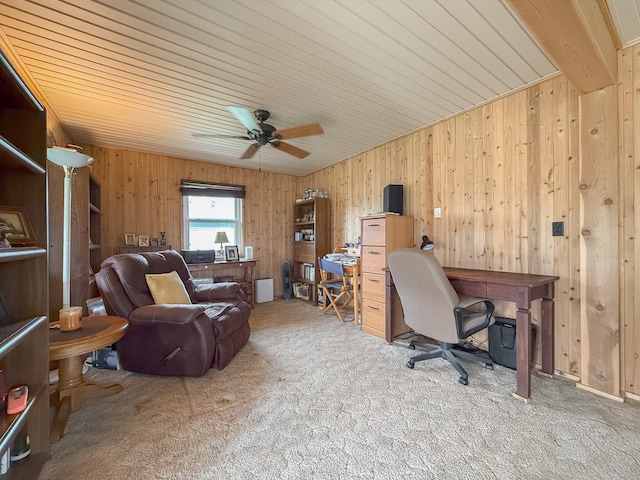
[302,76,584,381]
[73,53,638,399]
[619,45,640,396]
[578,85,620,398]
[84,147,299,296]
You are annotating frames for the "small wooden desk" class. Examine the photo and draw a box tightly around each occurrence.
[386,267,559,401]
[49,316,128,443]
[187,259,257,308]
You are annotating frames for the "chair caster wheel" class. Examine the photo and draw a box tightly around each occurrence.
[459,377,469,385]
[406,361,415,369]
[485,363,494,370]
[408,344,416,350]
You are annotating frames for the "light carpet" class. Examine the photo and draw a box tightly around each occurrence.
[41,299,640,479]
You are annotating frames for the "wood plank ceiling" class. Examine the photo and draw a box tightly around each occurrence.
[0,0,632,176]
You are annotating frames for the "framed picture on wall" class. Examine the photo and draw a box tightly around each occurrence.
[124,233,136,246]
[138,235,150,247]
[224,245,239,262]
[0,205,36,245]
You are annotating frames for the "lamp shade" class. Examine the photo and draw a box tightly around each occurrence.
[420,235,434,251]
[47,146,94,168]
[214,231,229,244]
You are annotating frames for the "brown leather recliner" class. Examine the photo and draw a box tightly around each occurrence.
[95,249,250,376]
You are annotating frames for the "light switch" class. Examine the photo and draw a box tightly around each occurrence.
[434,207,442,218]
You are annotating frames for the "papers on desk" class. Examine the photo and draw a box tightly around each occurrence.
[324,253,359,265]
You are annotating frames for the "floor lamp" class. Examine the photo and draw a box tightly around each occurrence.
[48,146,94,309]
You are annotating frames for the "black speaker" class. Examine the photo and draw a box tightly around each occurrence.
[383,184,403,215]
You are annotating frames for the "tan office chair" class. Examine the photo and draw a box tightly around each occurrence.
[388,248,495,385]
[318,257,354,322]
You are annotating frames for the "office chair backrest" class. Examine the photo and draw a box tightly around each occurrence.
[388,248,461,344]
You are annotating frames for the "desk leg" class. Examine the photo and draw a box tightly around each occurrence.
[514,308,532,401]
[540,284,555,376]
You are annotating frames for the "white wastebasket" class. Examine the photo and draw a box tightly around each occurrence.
[255,278,274,303]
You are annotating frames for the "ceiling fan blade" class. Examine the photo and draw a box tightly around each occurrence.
[271,141,310,159]
[241,143,261,159]
[193,133,251,140]
[228,106,260,133]
[273,123,323,140]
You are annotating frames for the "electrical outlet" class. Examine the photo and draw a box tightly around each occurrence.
[434,207,442,218]
[552,221,564,237]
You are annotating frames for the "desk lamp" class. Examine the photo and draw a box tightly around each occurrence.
[420,235,434,251]
[214,231,229,257]
[48,146,94,308]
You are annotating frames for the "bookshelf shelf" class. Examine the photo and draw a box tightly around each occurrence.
[292,198,329,304]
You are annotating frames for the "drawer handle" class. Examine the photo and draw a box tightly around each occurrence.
[367,305,380,311]
[367,223,381,227]
[367,278,380,283]
[367,251,380,255]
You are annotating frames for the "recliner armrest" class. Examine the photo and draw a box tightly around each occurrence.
[193,282,247,303]
[453,296,495,339]
[128,304,208,325]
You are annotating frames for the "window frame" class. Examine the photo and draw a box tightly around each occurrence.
[180,180,245,252]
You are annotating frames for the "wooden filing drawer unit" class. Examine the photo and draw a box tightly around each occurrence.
[360,214,414,340]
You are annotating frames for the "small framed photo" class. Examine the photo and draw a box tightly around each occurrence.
[224,245,239,262]
[149,237,159,246]
[138,235,150,247]
[0,206,36,246]
[124,233,136,246]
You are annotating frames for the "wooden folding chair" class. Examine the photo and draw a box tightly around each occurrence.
[317,257,354,322]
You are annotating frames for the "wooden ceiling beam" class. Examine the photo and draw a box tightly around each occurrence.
[506,0,618,94]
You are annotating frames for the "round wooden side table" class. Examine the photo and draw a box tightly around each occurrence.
[49,315,128,444]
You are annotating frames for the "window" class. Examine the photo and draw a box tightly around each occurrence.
[180,180,245,251]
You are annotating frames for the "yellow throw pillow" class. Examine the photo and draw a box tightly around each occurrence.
[145,271,191,304]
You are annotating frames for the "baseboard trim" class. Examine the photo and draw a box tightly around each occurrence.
[576,382,624,402]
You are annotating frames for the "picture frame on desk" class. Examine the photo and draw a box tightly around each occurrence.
[138,235,149,247]
[0,205,36,246]
[124,233,136,246]
[149,237,159,246]
[224,245,239,262]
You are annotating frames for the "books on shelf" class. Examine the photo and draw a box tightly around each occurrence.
[301,263,315,281]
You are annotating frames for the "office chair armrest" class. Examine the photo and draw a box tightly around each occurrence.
[453,296,495,338]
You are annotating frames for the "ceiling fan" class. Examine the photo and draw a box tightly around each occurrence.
[193,106,323,159]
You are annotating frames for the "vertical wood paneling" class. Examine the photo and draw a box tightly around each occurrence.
[567,81,582,377]
[527,85,542,276]
[578,85,620,397]
[488,99,502,270]
[300,75,586,386]
[620,45,640,394]
[86,146,298,297]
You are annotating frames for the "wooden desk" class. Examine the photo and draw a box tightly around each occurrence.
[187,259,257,308]
[49,315,128,443]
[385,267,559,401]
